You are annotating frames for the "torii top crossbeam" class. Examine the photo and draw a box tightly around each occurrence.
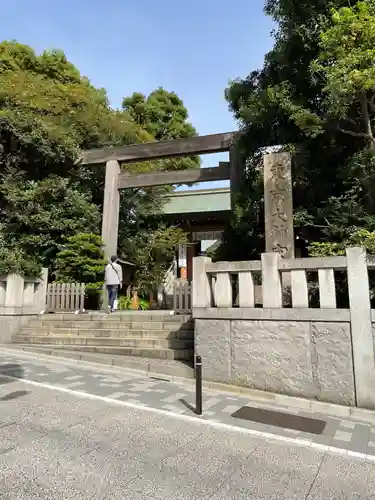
[81,131,237,165]
[80,131,244,259]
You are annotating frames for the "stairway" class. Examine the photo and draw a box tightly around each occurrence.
[10,312,194,365]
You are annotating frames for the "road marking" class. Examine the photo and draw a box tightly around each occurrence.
[0,372,373,462]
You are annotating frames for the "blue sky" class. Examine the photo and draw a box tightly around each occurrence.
[1,0,275,189]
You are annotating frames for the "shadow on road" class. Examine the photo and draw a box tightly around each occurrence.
[0,363,29,400]
[0,390,29,401]
[0,363,24,384]
[179,398,196,415]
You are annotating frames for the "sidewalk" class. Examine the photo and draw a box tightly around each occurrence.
[1,347,375,460]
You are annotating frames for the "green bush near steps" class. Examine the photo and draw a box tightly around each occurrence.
[117,295,150,311]
[54,233,106,310]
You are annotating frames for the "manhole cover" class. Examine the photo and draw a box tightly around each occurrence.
[231,406,326,435]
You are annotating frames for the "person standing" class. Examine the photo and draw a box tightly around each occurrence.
[104,255,123,313]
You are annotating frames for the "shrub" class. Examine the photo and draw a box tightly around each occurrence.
[54,233,106,309]
[0,246,42,277]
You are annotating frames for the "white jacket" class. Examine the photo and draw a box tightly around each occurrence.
[104,262,123,286]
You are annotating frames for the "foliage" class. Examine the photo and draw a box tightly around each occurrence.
[0,245,41,276]
[221,0,375,259]
[309,229,375,256]
[54,233,106,310]
[122,88,200,173]
[310,1,375,148]
[0,41,149,177]
[0,41,200,287]
[118,295,150,311]
[120,226,187,296]
[0,175,100,269]
[211,154,264,261]
[54,233,106,283]
[0,40,147,277]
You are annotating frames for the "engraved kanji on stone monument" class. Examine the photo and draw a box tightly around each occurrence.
[264,152,294,259]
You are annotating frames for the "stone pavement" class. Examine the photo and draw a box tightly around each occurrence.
[1,347,375,459]
[2,378,375,499]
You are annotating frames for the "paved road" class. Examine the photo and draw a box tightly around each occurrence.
[0,361,375,498]
[1,348,375,456]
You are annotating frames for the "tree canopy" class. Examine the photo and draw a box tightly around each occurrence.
[0,41,150,180]
[219,0,375,260]
[0,41,197,286]
[122,88,200,173]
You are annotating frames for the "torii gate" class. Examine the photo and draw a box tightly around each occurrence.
[80,132,294,261]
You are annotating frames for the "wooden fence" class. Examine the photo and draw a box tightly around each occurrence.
[173,280,192,314]
[46,283,86,312]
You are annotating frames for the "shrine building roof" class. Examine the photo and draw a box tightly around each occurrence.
[161,187,231,216]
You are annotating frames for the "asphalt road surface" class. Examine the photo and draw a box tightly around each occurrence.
[1,373,375,499]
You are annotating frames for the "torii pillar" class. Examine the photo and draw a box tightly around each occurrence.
[101,159,120,261]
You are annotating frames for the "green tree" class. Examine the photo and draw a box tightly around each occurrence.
[0,175,101,269]
[308,1,375,214]
[54,233,106,283]
[0,41,200,287]
[122,88,200,172]
[310,1,375,148]
[0,40,150,200]
[54,233,106,308]
[120,226,187,297]
[220,0,373,259]
[0,245,41,276]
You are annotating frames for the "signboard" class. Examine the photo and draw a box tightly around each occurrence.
[178,244,187,268]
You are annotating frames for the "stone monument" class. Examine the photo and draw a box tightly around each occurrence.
[264,152,294,259]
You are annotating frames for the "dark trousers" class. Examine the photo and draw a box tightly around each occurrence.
[107,285,118,310]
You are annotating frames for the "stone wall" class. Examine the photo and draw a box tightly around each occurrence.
[195,316,355,406]
[193,248,375,409]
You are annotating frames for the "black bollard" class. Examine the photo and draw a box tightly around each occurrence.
[195,355,202,415]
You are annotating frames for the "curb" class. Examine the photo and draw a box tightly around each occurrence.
[0,345,194,381]
[2,345,375,425]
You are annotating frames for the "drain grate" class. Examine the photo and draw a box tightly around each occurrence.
[231,406,326,435]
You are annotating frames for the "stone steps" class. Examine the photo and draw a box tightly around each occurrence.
[10,343,192,360]
[34,313,191,323]
[28,318,192,327]
[19,328,193,340]
[22,324,192,334]
[13,335,193,350]
[26,319,193,332]
[15,311,194,363]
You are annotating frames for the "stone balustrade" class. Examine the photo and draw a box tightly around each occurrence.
[0,269,48,343]
[192,247,375,410]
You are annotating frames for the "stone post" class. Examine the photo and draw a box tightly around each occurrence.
[261,252,282,308]
[0,279,6,307]
[264,152,294,259]
[192,256,211,309]
[5,274,24,313]
[346,247,375,408]
[23,282,35,307]
[34,268,48,312]
[101,159,120,261]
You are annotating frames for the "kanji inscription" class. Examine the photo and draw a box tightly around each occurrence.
[264,152,294,258]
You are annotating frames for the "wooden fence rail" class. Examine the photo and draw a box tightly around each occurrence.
[46,283,86,312]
